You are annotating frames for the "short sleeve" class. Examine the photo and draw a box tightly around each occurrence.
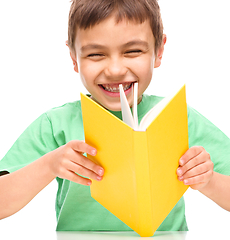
[188,106,230,176]
[0,113,59,173]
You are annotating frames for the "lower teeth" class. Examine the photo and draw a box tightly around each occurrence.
[102,84,132,92]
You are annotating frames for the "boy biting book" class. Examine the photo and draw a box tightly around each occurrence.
[0,0,230,236]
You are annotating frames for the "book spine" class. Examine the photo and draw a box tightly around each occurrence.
[133,131,154,237]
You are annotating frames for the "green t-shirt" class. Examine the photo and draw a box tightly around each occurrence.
[1,94,230,231]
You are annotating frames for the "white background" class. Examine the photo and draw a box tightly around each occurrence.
[0,0,229,233]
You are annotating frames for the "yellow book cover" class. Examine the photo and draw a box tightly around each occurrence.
[80,84,189,237]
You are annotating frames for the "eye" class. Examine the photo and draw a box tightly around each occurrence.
[87,53,105,60]
[124,49,143,57]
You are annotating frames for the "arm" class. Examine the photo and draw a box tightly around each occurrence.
[0,140,103,219]
[199,172,230,211]
[0,155,55,219]
[177,146,230,211]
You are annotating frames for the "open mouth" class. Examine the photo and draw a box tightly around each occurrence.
[100,82,134,93]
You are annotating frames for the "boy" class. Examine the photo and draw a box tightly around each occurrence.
[0,0,230,232]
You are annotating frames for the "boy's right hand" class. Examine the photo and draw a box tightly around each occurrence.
[46,140,104,186]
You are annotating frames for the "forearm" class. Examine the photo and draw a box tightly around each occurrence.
[199,171,230,211]
[0,153,56,219]
[0,140,103,219]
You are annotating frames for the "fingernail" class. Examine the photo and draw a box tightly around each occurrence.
[178,176,183,181]
[98,168,104,176]
[177,168,182,176]
[97,176,103,181]
[87,181,92,186]
[91,149,97,156]
[184,179,189,185]
[179,159,184,165]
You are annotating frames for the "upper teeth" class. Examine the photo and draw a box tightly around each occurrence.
[103,83,132,92]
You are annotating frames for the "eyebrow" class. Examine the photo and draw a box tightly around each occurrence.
[122,40,149,49]
[80,44,107,53]
[80,40,149,53]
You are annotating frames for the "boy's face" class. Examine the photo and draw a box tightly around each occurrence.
[71,15,164,111]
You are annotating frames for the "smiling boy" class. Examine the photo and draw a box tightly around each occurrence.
[1,0,230,234]
[70,14,160,111]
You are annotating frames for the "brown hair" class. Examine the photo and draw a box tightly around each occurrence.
[68,0,163,54]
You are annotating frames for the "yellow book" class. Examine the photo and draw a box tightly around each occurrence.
[80,84,189,237]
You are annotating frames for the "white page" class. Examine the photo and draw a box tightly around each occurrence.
[119,84,134,128]
[133,82,139,131]
[139,88,180,131]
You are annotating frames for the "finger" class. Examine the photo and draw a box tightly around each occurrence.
[57,168,92,186]
[177,150,208,176]
[68,140,97,156]
[65,159,103,181]
[65,140,104,176]
[182,170,213,186]
[68,171,92,186]
[179,146,204,166]
[178,160,212,180]
[70,152,104,177]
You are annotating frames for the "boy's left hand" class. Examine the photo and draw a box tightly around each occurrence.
[177,146,214,190]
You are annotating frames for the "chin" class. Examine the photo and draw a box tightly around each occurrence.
[102,97,135,112]
[103,103,122,112]
[92,96,133,112]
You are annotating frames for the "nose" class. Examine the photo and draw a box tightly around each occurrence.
[104,57,128,79]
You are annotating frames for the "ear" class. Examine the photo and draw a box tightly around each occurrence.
[66,40,79,73]
[154,34,167,68]
[70,52,79,73]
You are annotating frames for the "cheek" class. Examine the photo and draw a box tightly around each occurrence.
[79,61,100,84]
[129,57,154,96]
[130,56,153,79]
